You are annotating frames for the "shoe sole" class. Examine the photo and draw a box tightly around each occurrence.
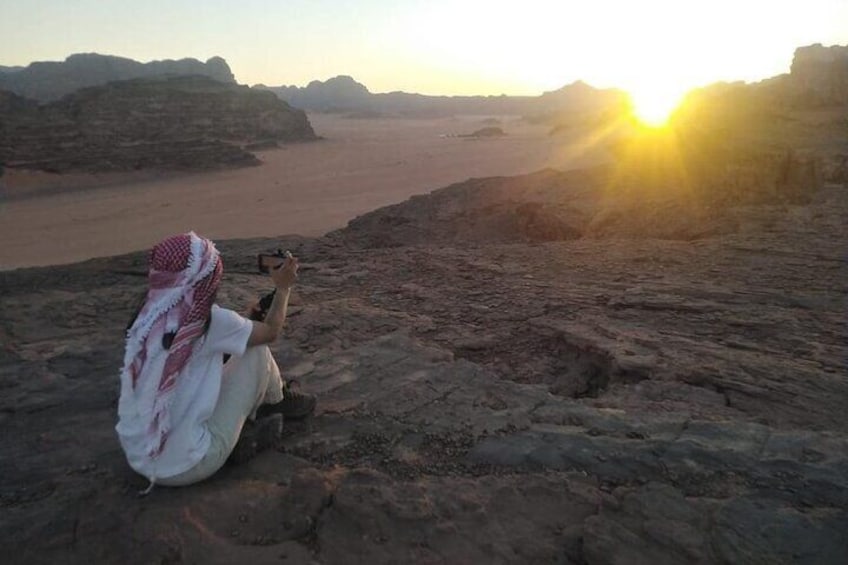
[229,414,283,465]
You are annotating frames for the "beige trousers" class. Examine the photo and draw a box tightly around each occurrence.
[158,345,284,486]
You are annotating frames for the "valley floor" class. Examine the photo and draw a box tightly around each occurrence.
[0,113,609,270]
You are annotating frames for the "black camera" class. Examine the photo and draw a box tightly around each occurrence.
[251,248,294,321]
[257,248,292,274]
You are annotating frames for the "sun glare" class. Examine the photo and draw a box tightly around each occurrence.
[629,87,686,127]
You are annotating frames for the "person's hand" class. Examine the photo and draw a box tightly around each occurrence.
[270,255,299,290]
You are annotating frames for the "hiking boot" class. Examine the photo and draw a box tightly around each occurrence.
[228,413,283,465]
[258,380,317,421]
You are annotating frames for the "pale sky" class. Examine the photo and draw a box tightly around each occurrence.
[1,0,846,97]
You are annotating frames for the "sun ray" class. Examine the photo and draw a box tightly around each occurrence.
[629,86,687,127]
[550,115,627,165]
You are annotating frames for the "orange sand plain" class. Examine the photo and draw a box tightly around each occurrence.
[0,114,609,270]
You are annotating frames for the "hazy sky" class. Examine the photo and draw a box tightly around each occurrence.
[2,0,846,97]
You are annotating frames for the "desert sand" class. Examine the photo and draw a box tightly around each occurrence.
[0,114,607,270]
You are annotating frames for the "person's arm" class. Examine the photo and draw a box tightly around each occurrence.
[247,256,298,346]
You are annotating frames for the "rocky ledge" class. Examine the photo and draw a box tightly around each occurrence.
[0,75,317,174]
[0,167,846,563]
[341,147,822,247]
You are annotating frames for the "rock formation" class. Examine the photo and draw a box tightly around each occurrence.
[0,53,236,102]
[0,42,845,565]
[532,80,630,119]
[337,145,822,247]
[258,76,627,118]
[683,43,848,114]
[1,160,846,562]
[0,75,317,173]
[266,75,373,112]
[789,43,848,105]
[466,126,506,137]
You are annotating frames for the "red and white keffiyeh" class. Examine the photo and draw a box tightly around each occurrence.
[120,232,223,458]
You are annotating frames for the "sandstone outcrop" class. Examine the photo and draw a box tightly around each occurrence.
[337,145,822,247]
[1,158,845,562]
[0,53,236,102]
[681,43,848,118]
[0,76,317,173]
[466,126,506,137]
[789,43,848,106]
[266,75,373,112]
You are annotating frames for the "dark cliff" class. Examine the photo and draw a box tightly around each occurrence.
[0,75,317,173]
[0,53,237,102]
[787,43,848,105]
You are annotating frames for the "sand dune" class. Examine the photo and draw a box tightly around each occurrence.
[0,114,609,270]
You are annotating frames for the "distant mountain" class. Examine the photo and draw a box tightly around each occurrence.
[257,76,627,118]
[264,75,372,111]
[0,53,236,102]
[0,65,24,74]
[0,75,316,174]
[260,43,848,121]
[535,80,622,111]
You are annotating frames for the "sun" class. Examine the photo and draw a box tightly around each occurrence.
[629,86,687,127]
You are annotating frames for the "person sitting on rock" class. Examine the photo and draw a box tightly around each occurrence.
[116,231,315,491]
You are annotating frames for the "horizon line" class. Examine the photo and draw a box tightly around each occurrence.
[1,45,835,99]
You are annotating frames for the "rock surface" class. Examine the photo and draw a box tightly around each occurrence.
[0,53,236,102]
[337,146,822,247]
[466,126,506,137]
[1,161,846,563]
[0,75,317,173]
[789,43,848,106]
